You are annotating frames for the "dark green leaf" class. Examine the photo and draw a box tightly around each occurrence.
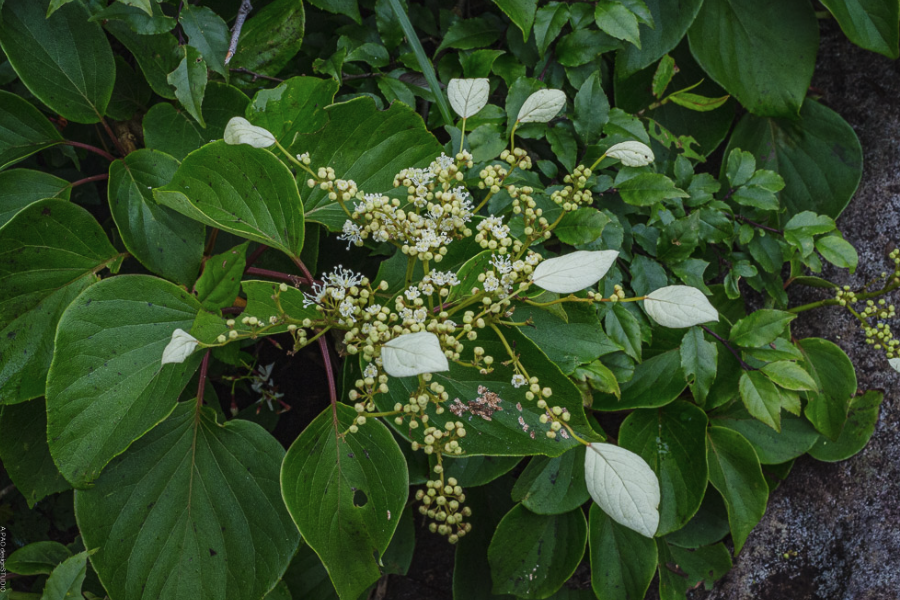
[739,370,786,431]
[0,399,70,507]
[0,0,114,122]
[436,454,521,487]
[0,168,70,227]
[605,302,643,362]
[281,403,408,600]
[76,404,299,600]
[615,0,703,78]
[687,0,817,116]
[0,91,64,170]
[5,541,71,576]
[280,542,340,600]
[593,348,687,410]
[511,446,590,515]
[230,0,305,79]
[437,17,502,52]
[595,1,641,47]
[555,208,609,245]
[728,309,795,348]
[665,489,730,549]
[493,0,537,39]
[556,29,621,67]
[816,235,858,272]
[809,390,882,462]
[180,4,231,78]
[588,505,657,600]
[155,141,305,258]
[0,200,120,405]
[680,326,717,406]
[712,401,820,464]
[90,1,175,35]
[534,3,569,58]
[706,426,767,554]
[760,360,817,391]
[652,54,676,98]
[306,0,361,22]
[196,242,248,310]
[104,22,179,99]
[40,551,92,600]
[108,149,205,287]
[618,173,688,206]
[573,71,610,145]
[106,55,152,120]
[657,540,732,598]
[46,275,202,486]
[168,45,208,127]
[488,504,587,598]
[797,337,856,441]
[820,0,899,58]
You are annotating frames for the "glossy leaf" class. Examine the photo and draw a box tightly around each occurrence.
[168,45,208,127]
[593,348,687,410]
[0,91,64,170]
[105,22,179,99]
[680,326,717,406]
[493,0,537,38]
[195,242,248,310]
[40,551,92,600]
[511,446,590,515]
[230,0,305,79]
[588,505,657,600]
[712,402,820,464]
[728,309,794,348]
[5,541,71,576]
[809,390,882,462]
[657,540,732,598]
[573,71,610,145]
[615,0,704,77]
[76,404,299,600]
[798,337,856,441]
[0,169,70,228]
[281,403,408,600]
[180,4,231,77]
[820,0,899,58]
[246,76,339,147]
[46,275,202,486]
[618,174,687,205]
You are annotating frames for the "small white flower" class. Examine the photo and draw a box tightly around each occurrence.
[223,117,276,148]
[606,141,655,167]
[161,329,199,365]
[405,287,421,301]
[511,374,527,388]
[363,363,378,378]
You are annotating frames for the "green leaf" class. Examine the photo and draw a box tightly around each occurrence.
[0,0,114,123]
[144,81,249,161]
[281,403,408,600]
[604,302,643,362]
[437,17,502,52]
[5,541,71,575]
[40,550,92,600]
[300,97,442,231]
[76,403,299,600]
[180,4,231,78]
[760,360,818,391]
[680,326,717,406]
[595,1,641,48]
[728,309,795,348]
[665,490,730,549]
[117,0,153,15]
[246,76,339,148]
[820,0,899,58]
[809,390,882,462]
[657,540,732,598]
[168,45,208,127]
[108,149,205,287]
[797,337,856,441]
[615,0,703,78]
[0,399,70,507]
[90,1,175,35]
[712,402,820,464]
[739,370,786,431]
[155,141,305,258]
[724,99,862,218]
[196,242,248,310]
[280,541,340,600]
[667,91,730,112]
[619,401,708,535]
[593,348,686,410]
[46,275,202,486]
[555,207,609,245]
[488,504,587,598]
[106,56,152,120]
[104,22,179,99]
[588,505,657,600]
[816,235,858,272]
[0,199,120,405]
[493,0,537,39]
[556,29,621,67]
[573,71,610,145]
[0,169,70,227]
[511,446,590,515]
[706,426,768,554]
[652,54,676,98]
[306,0,361,22]
[438,455,521,487]
[687,0,817,116]
[0,91,64,170]
[230,0,305,79]
[618,173,688,206]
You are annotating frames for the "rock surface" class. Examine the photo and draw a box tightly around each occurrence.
[696,20,900,600]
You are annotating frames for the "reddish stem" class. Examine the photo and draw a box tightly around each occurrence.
[244,266,311,285]
[245,244,268,269]
[222,306,244,315]
[64,140,116,161]
[99,117,128,157]
[69,173,109,188]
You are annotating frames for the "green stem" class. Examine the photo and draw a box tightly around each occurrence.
[589,152,608,172]
[404,255,416,288]
[459,117,467,155]
[274,140,319,179]
[788,298,841,314]
[489,323,530,381]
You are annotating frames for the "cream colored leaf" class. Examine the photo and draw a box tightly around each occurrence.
[890,358,900,373]
[381,332,449,378]
[161,329,200,365]
[516,89,566,123]
[448,78,490,119]
[643,285,718,328]
[223,117,277,148]
[584,442,660,538]
[531,250,618,294]
[606,141,655,167]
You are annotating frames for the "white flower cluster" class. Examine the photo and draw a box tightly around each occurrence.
[301,265,379,327]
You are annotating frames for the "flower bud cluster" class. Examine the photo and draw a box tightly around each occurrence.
[499,147,533,171]
[834,285,858,306]
[410,420,467,455]
[301,266,378,328]
[475,215,522,255]
[415,476,472,544]
[551,165,595,212]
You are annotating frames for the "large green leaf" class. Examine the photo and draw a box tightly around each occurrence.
[808,390,882,462]
[0,169,70,227]
[281,404,408,600]
[0,399,70,507]
[0,91,64,170]
[144,82,250,161]
[821,0,899,58]
[46,275,202,486]
[0,199,120,405]
[375,325,596,456]
[797,337,856,441]
[593,348,686,410]
[588,505,657,600]
[246,76,339,147]
[230,0,305,79]
[154,141,305,258]
[687,0,817,116]
[511,446,590,515]
[167,45,208,127]
[712,402,820,464]
[76,403,299,600]
[724,99,863,218]
[108,149,205,287]
[180,4,231,78]
[104,22,179,99]
[619,401,708,535]
[299,97,442,231]
[488,504,587,598]
[0,0,114,123]
[706,426,768,554]
[615,0,704,78]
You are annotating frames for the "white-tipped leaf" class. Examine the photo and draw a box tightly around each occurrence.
[161,329,200,365]
[448,78,490,119]
[643,285,718,328]
[516,89,566,123]
[890,358,900,373]
[606,141,655,167]
[381,331,450,378]
[223,117,277,148]
[584,442,660,538]
[531,250,618,294]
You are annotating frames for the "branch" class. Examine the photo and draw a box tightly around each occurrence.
[69,173,109,188]
[63,140,116,161]
[229,67,284,83]
[700,324,754,371]
[225,0,253,65]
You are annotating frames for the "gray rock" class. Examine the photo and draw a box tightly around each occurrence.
[696,20,900,600]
